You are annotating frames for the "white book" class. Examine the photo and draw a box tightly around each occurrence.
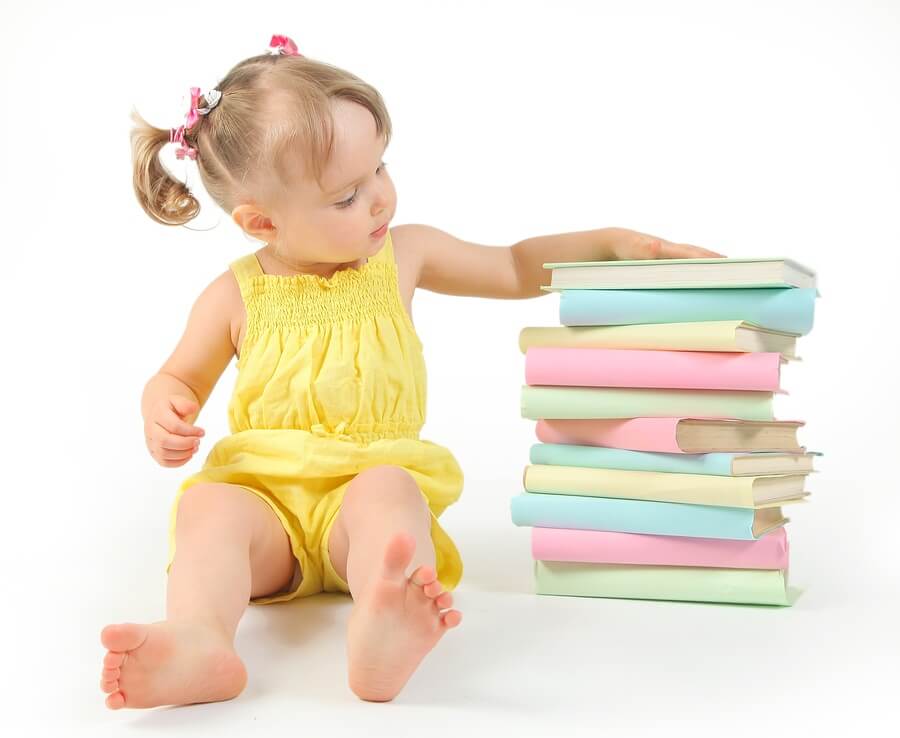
[543,257,817,290]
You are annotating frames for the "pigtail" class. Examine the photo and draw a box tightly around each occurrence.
[129,108,201,226]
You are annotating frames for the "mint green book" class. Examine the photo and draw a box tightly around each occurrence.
[521,385,774,421]
[534,560,790,606]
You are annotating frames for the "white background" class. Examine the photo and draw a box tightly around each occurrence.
[2,0,898,735]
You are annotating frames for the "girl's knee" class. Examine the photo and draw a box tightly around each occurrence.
[341,466,430,525]
[175,483,263,542]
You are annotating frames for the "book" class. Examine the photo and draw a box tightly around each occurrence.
[523,464,810,507]
[542,257,816,290]
[521,386,774,422]
[529,442,818,476]
[518,321,799,359]
[531,526,789,570]
[525,347,784,392]
[510,492,791,539]
[557,287,817,335]
[534,560,790,606]
[536,417,804,453]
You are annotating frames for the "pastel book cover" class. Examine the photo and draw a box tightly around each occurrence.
[541,256,816,291]
[535,417,804,454]
[510,491,792,540]
[534,560,790,606]
[518,321,801,359]
[531,526,789,570]
[529,442,817,476]
[522,464,810,508]
[521,385,774,422]
[557,287,816,335]
[525,346,784,392]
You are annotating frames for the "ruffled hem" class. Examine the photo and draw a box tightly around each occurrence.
[172,429,466,591]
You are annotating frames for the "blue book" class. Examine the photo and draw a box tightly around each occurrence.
[529,443,816,476]
[510,492,788,540]
[557,287,816,335]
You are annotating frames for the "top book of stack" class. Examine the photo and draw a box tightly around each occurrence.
[540,258,817,291]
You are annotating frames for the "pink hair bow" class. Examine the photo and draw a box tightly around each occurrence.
[169,86,202,160]
[270,34,302,56]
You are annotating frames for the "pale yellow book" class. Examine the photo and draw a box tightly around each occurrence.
[518,321,799,359]
[523,463,811,508]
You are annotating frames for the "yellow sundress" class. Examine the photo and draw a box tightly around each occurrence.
[165,229,464,604]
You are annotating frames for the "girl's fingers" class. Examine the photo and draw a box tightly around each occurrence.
[661,242,725,258]
[155,413,204,440]
[159,447,197,462]
[153,427,201,451]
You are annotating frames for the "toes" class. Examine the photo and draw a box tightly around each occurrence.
[434,592,453,610]
[101,623,149,653]
[104,651,126,669]
[411,563,437,587]
[105,691,126,710]
[102,667,120,682]
[382,533,417,582]
[100,678,119,694]
[441,610,462,629]
[422,579,442,599]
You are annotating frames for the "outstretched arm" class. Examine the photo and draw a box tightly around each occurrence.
[510,227,724,298]
[400,223,723,300]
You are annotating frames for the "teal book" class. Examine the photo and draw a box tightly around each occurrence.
[557,287,816,335]
[510,491,788,540]
[529,443,811,476]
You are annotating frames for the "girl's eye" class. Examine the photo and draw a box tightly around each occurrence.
[335,161,388,209]
[337,190,358,209]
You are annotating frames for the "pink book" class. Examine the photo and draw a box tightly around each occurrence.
[532,526,789,570]
[537,417,696,452]
[535,417,805,454]
[525,346,783,391]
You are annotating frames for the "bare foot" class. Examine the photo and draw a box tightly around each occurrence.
[99,620,247,709]
[346,532,463,702]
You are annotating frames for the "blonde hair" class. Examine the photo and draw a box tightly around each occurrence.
[130,51,392,227]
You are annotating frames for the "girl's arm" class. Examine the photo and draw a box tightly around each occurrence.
[397,224,722,300]
[141,270,240,426]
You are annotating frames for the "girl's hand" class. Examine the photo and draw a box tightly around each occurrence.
[144,395,206,468]
[611,230,725,260]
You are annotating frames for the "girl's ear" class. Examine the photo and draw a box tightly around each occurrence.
[232,203,277,241]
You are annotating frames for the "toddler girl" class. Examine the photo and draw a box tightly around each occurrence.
[100,33,720,709]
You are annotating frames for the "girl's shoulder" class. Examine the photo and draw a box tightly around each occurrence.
[387,224,427,286]
[200,267,246,357]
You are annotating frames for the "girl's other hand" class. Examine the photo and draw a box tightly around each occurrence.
[612,231,725,260]
[144,395,206,468]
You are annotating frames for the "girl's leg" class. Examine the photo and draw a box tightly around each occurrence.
[99,482,296,710]
[327,466,462,702]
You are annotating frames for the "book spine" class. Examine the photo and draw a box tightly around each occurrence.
[522,464,753,507]
[536,418,686,453]
[558,288,816,335]
[531,527,789,569]
[521,385,774,421]
[529,442,735,475]
[518,322,745,353]
[534,561,790,606]
[510,492,757,539]
[525,347,782,391]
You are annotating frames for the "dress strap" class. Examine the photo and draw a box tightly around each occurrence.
[372,228,395,267]
[229,252,264,297]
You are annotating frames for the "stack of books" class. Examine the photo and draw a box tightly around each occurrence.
[511,257,819,606]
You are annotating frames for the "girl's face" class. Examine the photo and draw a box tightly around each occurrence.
[236,99,397,273]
